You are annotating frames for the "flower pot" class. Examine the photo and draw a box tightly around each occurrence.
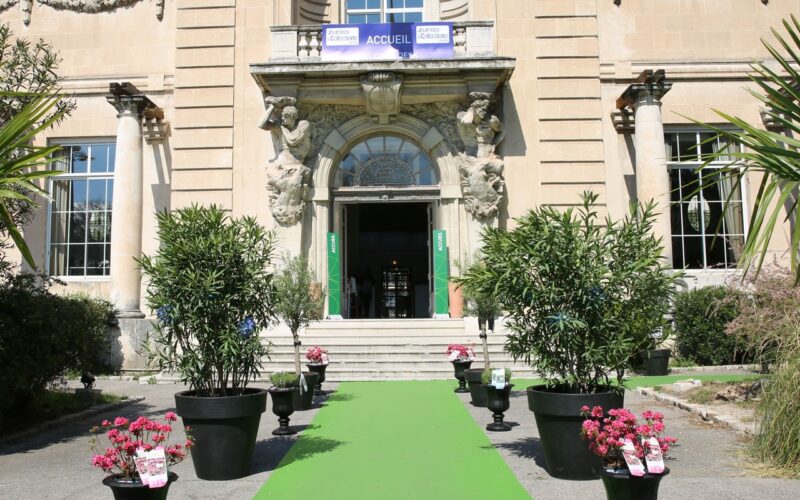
[174,388,267,481]
[269,387,298,436]
[292,371,320,411]
[526,385,624,480]
[306,363,327,393]
[600,467,670,500]
[640,349,671,376]
[448,282,464,318]
[102,472,177,500]
[484,383,514,431]
[464,368,487,407]
[450,360,472,393]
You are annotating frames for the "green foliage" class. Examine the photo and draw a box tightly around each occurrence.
[0,390,125,437]
[455,253,501,368]
[273,255,325,373]
[0,272,115,427]
[139,205,277,396]
[673,286,750,366]
[457,192,681,393]
[270,371,299,389]
[481,368,512,385]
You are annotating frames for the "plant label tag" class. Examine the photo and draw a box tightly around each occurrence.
[134,449,151,485]
[321,352,329,364]
[299,372,308,394]
[644,437,665,474]
[448,351,459,361]
[146,448,169,488]
[491,368,505,389]
[621,439,646,477]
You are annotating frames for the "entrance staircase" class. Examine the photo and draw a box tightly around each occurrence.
[265,319,536,381]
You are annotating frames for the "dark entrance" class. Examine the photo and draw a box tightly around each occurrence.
[344,202,431,319]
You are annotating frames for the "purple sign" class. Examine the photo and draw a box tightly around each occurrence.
[322,22,453,62]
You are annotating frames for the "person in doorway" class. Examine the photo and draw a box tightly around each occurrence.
[359,271,374,319]
[347,274,359,318]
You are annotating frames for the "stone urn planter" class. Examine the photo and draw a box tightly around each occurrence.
[484,383,514,431]
[526,385,624,479]
[464,368,487,407]
[292,371,320,411]
[102,473,178,500]
[600,467,670,500]
[306,363,327,393]
[269,387,299,435]
[175,388,267,480]
[450,360,472,393]
[640,349,671,376]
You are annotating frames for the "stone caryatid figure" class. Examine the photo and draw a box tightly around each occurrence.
[456,92,505,219]
[262,97,313,226]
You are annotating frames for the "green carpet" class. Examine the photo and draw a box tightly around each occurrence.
[254,380,530,500]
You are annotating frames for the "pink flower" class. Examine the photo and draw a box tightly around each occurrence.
[580,405,590,413]
[113,417,129,427]
[165,411,178,422]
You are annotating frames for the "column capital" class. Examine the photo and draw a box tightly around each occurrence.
[616,69,672,110]
[106,82,159,119]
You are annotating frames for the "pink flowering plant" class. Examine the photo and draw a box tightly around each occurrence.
[580,406,677,470]
[306,346,329,365]
[89,412,194,480]
[446,344,475,362]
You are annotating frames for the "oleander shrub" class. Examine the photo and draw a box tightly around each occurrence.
[672,285,750,366]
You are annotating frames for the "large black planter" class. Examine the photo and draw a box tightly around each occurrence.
[174,388,267,481]
[465,368,487,407]
[102,472,178,500]
[269,387,298,436]
[600,467,669,500]
[641,349,671,376]
[526,385,624,480]
[484,383,514,431]
[306,363,327,393]
[451,360,472,393]
[292,372,320,411]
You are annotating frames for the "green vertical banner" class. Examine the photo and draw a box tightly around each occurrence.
[432,229,449,318]
[327,232,342,318]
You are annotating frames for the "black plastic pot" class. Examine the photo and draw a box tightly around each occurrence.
[102,472,177,500]
[306,363,327,393]
[526,385,624,480]
[269,387,298,436]
[174,388,267,481]
[641,349,671,376]
[465,368,487,407]
[451,360,472,393]
[600,467,669,500]
[292,371,320,411]
[484,383,514,431]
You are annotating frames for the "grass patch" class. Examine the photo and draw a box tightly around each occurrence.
[513,373,759,391]
[0,389,126,437]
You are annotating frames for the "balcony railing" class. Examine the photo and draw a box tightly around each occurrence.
[270,21,495,60]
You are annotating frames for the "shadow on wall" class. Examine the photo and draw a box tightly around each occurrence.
[103,318,155,372]
[151,136,172,221]
[497,87,527,230]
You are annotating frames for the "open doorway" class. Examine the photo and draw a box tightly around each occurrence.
[344,202,431,319]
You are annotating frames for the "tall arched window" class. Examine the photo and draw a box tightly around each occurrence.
[334,135,438,188]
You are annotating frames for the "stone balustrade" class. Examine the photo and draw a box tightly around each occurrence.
[270,21,495,60]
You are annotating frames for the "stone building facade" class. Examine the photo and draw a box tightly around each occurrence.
[1,1,795,368]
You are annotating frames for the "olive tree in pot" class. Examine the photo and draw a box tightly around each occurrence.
[139,205,276,481]
[273,255,325,411]
[459,192,680,479]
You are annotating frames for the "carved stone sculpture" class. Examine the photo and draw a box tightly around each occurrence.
[360,72,403,124]
[263,97,313,226]
[455,92,505,218]
[2,0,165,26]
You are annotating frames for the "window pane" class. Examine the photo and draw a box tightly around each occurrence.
[88,179,107,209]
[90,144,110,173]
[682,236,705,268]
[347,14,366,23]
[68,244,86,276]
[50,213,69,245]
[366,13,380,23]
[670,201,683,234]
[70,146,89,173]
[70,213,86,243]
[86,244,105,273]
[50,244,67,275]
[671,237,685,268]
[678,168,699,201]
[700,170,723,202]
[87,212,109,243]
[669,168,682,202]
[70,180,87,211]
[366,0,380,8]
[106,179,114,208]
[406,0,423,7]
[347,0,366,9]
[677,133,697,161]
[106,144,116,173]
[698,132,715,156]
[705,236,728,268]
[665,133,679,161]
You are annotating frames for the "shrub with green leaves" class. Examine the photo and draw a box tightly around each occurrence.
[673,286,749,366]
[139,205,276,396]
[458,192,681,393]
[270,371,299,389]
[456,253,502,369]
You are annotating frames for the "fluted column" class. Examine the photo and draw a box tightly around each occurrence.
[107,89,149,317]
[618,70,673,262]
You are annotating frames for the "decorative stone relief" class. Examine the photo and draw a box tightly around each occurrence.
[301,104,363,161]
[360,72,403,124]
[5,0,166,26]
[263,97,313,226]
[454,92,505,219]
[403,101,464,153]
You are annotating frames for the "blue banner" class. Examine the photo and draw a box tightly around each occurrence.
[322,22,453,62]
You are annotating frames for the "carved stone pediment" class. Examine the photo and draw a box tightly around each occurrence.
[360,72,403,124]
[6,0,166,26]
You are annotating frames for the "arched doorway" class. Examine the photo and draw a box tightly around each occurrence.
[333,135,439,319]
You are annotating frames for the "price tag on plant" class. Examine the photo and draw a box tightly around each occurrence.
[134,449,151,485]
[621,438,646,477]
[321,352,329,364]
[491,368,506,389]
[299,372,307,394]
[145,448,169,488]
[643,436,665,474]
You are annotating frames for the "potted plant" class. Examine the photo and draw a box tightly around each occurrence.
[457,192,681,479]
[640,326,672,376]
[581,406,676,500]
[481,368,513,431]
[273,255,325,411]
[445,344,475,392]
[89,412,193,500]
[306,346,329,393]
[269,371,300,435]
[139,205,276,481]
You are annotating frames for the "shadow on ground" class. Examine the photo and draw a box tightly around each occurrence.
[483,436,548,469]
[251,434,345,473]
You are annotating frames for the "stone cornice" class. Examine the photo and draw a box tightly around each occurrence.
[616,69,672,110]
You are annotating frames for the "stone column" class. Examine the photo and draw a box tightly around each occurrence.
[618,70,673,262]
[107,90,149,317]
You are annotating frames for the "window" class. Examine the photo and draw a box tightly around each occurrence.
[48,142,115,277]
[345,0,424,24]
[334,135,438,188]
[665,131,746,269]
